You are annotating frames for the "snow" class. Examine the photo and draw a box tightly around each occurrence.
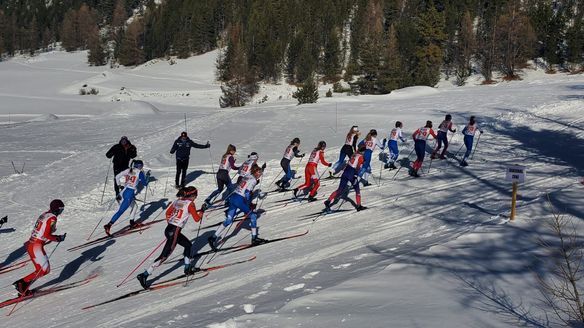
[0,49,583,328]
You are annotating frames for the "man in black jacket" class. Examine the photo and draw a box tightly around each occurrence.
[170,132,210,188]
[106,136,137,199]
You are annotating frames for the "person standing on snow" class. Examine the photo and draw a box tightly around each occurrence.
[104,160,149,235]
[324,144,367,213]
[106,136,137,201]
[294,141,332,201]
[13,200,66,296]
[385,121,407,169]
[410,121,437,177]
[331,126,360,176]
[208,164,267,249]
[136,186,204,289]
[460,116,484,167]
[357,129,385,186]
[203,144,239,209]
[275,138,304,190]
[170,132,210,188]
[431,114,456,160]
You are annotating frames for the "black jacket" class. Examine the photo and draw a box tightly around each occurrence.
[106,143,137,171]
[170,137,209,160]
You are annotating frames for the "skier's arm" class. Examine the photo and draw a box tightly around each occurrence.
[115,169,129,186]
[429,129,437,139]
[229,156,239,170]
[352,135,358,152]
[43,217,59,242]
[448,122,456,133]
[189,140,209,149]
[128,145,137,159]
[293,146,303,158]
[165,204,174,221]
[139,171,149,187]
[319,151,332,167]
[412,129,419,141]
[106,145,116,158]
[188,202,202,223]
[398,130,406,142]
[376,138,385,150]
[170,140,178,154]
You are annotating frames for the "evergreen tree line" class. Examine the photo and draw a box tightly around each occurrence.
[1,0,583,105]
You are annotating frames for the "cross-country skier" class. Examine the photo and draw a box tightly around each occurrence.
[331,126,360,176]
[384,121,406,169]
[293,141,332,201]
[410,121,437,177]
[357,129,385,186]
[136,186,203,289]
[13,200,66,296]
[460,116,484,167]
[208,164,267,249]
[106,136,137,201]
[237,152,266,184]
[431,114,456,160]
[203,144,239,209]
[275,138,304,190]
[170,132,210,188]
[104,160,150,235]
[324,144,367,213]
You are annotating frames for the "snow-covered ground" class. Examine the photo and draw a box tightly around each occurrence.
[0,50,583,328]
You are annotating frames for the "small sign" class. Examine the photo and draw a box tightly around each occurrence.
[506,165,526,183]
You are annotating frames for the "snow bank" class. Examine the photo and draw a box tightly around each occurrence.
[108,100,161,116]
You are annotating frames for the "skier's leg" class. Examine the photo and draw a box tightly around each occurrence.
[109,189,134,224]
[23,243,50,284]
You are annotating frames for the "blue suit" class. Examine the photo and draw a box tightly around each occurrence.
[110,171,148,224]
[222,192,258,229]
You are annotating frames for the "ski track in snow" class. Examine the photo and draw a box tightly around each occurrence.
[0,51,583,328]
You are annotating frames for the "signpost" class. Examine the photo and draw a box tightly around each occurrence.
[505,165,526,220]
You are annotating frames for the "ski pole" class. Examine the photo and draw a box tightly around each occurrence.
[8,239,64,315]
[87,199,116,240]
[471,133,482,160]
[116,238,165,288]
[163,156,172,197]
[208,147,216,176]
[100,160,112,205]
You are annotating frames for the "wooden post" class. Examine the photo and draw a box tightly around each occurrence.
[510,182,518,220]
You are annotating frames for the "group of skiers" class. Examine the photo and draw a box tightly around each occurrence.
[11,116,484,295]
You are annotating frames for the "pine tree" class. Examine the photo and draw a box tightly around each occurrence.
[28,15,39,55]
[118,19,145,66]
[495,2,536,79]
[293,75,319,105]
[454,10,476,86]
[379,24,402,92]
[322,27,341,83]
[61,9,78,51]
[0,11,4,58]
[528,0,565,70]
[87,25,107,66]
[413,0,447,86]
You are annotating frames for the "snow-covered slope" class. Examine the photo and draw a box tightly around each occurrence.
[0,51,583,328]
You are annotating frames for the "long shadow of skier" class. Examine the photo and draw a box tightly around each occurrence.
[0,243,27,267]
[0,228,16,234]
[37,239,115,289]
[184,170,206,185]
[135,198,169,224]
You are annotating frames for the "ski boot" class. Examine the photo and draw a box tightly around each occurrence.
[129,219,141,229]
[103,223,113,236]
[389,162,397,169]
[361,179,371,187]
[208,235,218,252]
[460,160,468,167]
[356,205,367,212]
[293,188,299,198]
[323,200,332,213]
[136,272,150,290]
[184,263,200,276]
[251,235,269,246]
[13,279,32,296]
[430,153,437,160]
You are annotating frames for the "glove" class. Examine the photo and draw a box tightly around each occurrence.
[146,170,151,177]
[328,163,332,167]
[383,138,387,145]
[480,130,484,134]
[301,153,305,158]
[206,141,211,148]
[56,233,66,242]
[261,162,267,170]
[453,129,457,133]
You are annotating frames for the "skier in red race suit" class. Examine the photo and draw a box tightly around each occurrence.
[293,141,332,201]
[13,200,66,296]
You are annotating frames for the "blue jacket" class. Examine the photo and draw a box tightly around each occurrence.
[170,137,209,160]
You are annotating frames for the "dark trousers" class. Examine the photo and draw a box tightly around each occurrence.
[206,169,233,203]
[175,158,189,187]
[154,224,192,263]
[113,167,126,197]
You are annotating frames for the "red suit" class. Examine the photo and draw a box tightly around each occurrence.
[23,212,59,284]
[297,149,331,197]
